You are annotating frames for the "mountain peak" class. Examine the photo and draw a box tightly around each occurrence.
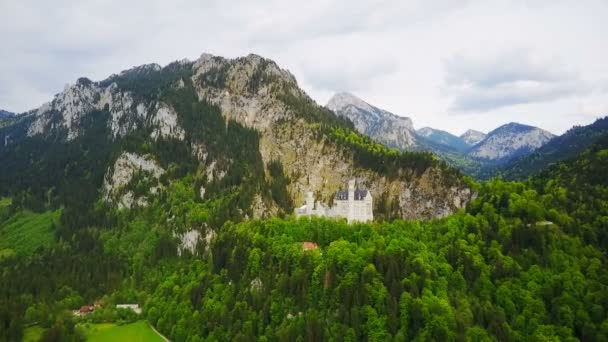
[0,109,14,120]
[460,129,486,146]
[326,92,416,149]
[326,92,375,113]
[468,122,555,161]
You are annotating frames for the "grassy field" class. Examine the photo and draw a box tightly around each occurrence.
[80,321,165,342]
[0,209,61,256]
[23,325,44,342]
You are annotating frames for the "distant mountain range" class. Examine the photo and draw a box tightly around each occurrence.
[460,129,486,145]
[499,116,608,179]
[326,93,417,150]
[468,122,554,161]
[326,92,565,178]
[417,127,470,153]
[0,110,14,119]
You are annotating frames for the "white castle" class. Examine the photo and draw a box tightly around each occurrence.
[295,180,373,224]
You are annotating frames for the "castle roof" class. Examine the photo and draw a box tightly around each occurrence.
[335,189,368,201]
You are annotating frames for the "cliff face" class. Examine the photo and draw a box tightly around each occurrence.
[1,53,473,221]
[188,54,472,219]
[326,92,417,150]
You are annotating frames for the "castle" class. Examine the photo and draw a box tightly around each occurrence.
[295,180,373,224]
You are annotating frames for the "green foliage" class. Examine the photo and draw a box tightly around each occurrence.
[267,160,293,214]
[329,126,462,183]
[79,321,165,342]
[501,117,608,179]
[23,325,44,342]
[0,209,61,256]
[0,57,607,342]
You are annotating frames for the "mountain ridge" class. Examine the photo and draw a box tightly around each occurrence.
[326,92,556,177]
[0,53,472,221]
[468,122,555,161]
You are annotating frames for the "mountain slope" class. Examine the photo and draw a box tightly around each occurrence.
[0,54,472,222]
[0,110,13,120]
[417,127,470,152]
[467,122,554,161]
[460,129,486,145]
[326,92,417,150]
[500,116,608,179]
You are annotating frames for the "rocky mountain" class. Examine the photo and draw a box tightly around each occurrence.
[460,129,486,146]
[499,116,608,179]
[0,53,472,221]
[326,92,417,150]
[467,122,555,161]
[0,110,13,119]
[417,127,470,152]
[325,93,558,178]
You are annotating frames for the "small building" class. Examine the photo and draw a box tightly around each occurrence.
[302,242,318,251]
[295,180,373,224]
[79,305,95,314]
[116,304,142,314]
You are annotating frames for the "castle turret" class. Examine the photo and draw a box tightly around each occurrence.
[347,180,355,223]
[306,191,314,215]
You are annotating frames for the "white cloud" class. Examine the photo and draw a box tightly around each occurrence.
[0,0,607,134]
[444,50,590,112]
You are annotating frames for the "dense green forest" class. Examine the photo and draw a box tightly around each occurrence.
[0,61,606,341]
[0,134,607,341]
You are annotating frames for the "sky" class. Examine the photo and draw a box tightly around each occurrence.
[1,0,608,135]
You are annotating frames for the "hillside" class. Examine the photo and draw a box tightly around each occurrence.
[417,127,470,152]
[460,129,486,145]
[0,54,472,227]
[0,110,13,120]
[326,92,418,150]
[499,116,608,179]
[467,122,555,161]
[326,93,557,179]
[0,53,606,342]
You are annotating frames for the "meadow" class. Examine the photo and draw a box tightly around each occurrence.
[80,321,166,342]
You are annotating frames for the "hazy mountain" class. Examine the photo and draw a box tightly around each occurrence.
[467,122,555,161]
[417,127,470,152]
[326,92,417,150]
[499,116,608,179]
[460,129,486,146]
[0,110,14,120]
[326,93,558,178]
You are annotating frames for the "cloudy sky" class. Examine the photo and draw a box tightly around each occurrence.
[1,0,607,135]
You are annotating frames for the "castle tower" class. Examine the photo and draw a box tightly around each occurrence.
[347,180,355,224]
[306,191,314,215]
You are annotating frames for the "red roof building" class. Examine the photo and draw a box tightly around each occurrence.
[302,242,318,251]
[79,305,94,314]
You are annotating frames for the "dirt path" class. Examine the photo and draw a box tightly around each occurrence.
[149,322,170,342]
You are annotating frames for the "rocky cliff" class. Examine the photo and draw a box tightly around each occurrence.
[0,53,473,221]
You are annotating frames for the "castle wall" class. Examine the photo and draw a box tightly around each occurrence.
[295,185,373,223]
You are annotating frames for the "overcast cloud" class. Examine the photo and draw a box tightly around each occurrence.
[1,0,607,134]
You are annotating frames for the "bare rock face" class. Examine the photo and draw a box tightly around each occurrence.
[192,54,299,131]
[27,79,147,140]
[150,102,185,140]
[190,55,473,220]
[19,52,473,220]
[468,122,555,161]
[176,230,201,256]
[26,75,188,143]
[102,152,165,209]
[460,129,486,146]
[326,92,417,150]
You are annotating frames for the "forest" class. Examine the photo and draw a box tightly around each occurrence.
[0,134,606,341]
[0,61,606,341]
